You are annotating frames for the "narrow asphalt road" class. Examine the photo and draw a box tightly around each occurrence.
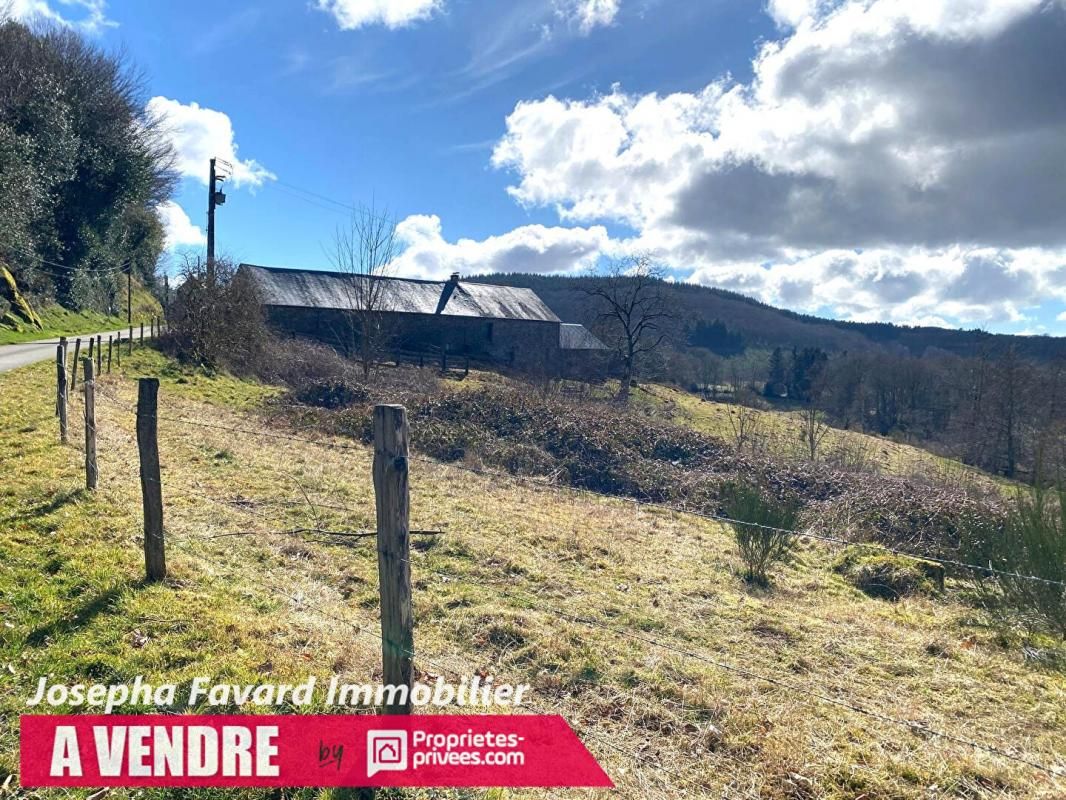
[0,327,154,373]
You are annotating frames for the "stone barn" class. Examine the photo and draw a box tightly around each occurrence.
[239,264,607,375]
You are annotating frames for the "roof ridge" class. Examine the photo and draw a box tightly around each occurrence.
[240,263,446,287]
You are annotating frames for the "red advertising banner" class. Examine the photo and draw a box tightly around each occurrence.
[20,714,613,788]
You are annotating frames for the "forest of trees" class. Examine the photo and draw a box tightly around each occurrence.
[0,14,174,314]
[660,340,1066,484]
[476,273,1066,484]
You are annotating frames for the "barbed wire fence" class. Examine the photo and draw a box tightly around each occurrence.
[46,357,1066,796]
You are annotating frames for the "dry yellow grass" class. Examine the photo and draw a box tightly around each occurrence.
[2,354,1064,799]
[636,383,1007,492]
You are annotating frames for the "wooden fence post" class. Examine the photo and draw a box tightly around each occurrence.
[151,317,155,338]
[71,338,81,391]
[56,337,67,418]
[373,404,412,715]
[116,333,122,367]
[96,335,102,374]
[83,358,97,491]
[87,337,94,363]
[56,345,68,444]
[140,322,144,344]
[107,336,113,374]
[137,378,166,581]
[128,325,133,354]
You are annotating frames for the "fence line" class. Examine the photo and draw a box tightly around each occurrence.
[87,388,1066,589]
[157,531,759,799]
[69,375,1066,788]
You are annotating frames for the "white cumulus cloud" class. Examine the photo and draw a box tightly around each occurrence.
[555,0,620,34]
[6,0,114,33]
[315,0,443,30]
[491,0,1066,325]
[389,214,610,280]
[146,97,274,189]
[156,201,206,250]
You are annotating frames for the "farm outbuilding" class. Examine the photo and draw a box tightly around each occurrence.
[239,264,607,375]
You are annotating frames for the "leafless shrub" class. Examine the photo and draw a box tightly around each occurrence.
[826,435,874,472]
[264,337,358,386]
[729,405,763,452]
[800,405,831,461]
[163,257,268,373]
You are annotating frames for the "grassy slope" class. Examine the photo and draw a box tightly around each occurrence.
[1,353,1063,799]
[0,280,162,344]
[636,383,1005,491]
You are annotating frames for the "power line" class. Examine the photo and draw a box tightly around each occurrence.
[83,389,1064,786]
[95,394,1066,590]
[267,178,400,226]
[2,243,132,277]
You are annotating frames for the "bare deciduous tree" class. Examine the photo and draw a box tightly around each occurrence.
[729,405,763,452]
[582,255,672,402]
[800,405,832,461]
[328,204,399,379]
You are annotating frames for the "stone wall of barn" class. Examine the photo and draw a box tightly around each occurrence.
[263,305,563,371]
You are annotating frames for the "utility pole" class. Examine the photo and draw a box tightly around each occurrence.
[206,157,227,284]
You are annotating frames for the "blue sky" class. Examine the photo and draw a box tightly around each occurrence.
[11,0,1066,336]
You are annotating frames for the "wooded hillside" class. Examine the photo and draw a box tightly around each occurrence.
[475,273,1066,361]
[0,17,174,320]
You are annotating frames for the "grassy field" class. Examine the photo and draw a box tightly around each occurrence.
[1,351,1063,798]
[635,383,1005,491]
[0,280,162,344]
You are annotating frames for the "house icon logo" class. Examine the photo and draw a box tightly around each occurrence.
[367,730,408,777]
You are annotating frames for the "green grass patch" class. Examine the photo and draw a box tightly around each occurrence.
[833,546,945,601]
[0,279,162,344]
[116,347,282,410]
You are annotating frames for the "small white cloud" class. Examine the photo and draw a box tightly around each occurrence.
[147,97,274,189]
[1057,311,1066,322]
[555,0,620,34]
[389,214,609,280]
[156,201,206,249]
[765,0,830,28]
[7,0,114,33]
[315,0,443,30]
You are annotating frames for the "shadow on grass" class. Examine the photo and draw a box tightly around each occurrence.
[25,580,141,647]
[0,487,87,525]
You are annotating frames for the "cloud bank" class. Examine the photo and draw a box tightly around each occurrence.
[390,214,610,280]
[480,0,1066,327]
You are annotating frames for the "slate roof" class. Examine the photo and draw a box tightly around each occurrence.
[240,264,561,323]
[559,323,608,350]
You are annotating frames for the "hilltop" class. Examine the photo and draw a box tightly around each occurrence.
[472,273,1066,361]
